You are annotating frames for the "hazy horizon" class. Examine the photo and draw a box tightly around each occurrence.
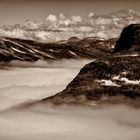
[0,0,140,25]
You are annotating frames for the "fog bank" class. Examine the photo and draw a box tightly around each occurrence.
[0,59,140,140]
[0,105,140,140]
[7,59,93,69]
[0,59,92,110]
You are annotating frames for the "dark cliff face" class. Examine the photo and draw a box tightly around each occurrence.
[113,24,140,53]
[0,36,116,62]
[40,24,140,107]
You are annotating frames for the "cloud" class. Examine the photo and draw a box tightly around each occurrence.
[7,59,93,69]
[0,59,92,110]
[0,105,140,140]
[0,59,140,140]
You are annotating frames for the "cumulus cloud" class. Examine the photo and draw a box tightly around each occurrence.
[0,59,92,110]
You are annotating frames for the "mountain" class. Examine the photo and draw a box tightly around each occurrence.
[0,10,140,42]
[35,24,140,107]
[0,36,116,62]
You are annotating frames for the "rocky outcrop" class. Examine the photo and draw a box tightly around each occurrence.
[39,24,140,107]
[0,36,116,62]
[113,24,140,53]
[41,56,140,106]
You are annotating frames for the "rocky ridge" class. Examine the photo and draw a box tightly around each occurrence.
[38,24,140,107]
[0,36,116,62]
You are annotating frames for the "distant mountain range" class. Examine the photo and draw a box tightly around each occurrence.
[0,36,116,62]
[0,10,140,42]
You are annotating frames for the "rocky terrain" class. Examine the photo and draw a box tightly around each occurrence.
[35,24,140,107]
[0,36,116,62]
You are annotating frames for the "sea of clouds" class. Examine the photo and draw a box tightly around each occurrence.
[0,105,140,140]
[0,59,93,110]
[0,59,140,140]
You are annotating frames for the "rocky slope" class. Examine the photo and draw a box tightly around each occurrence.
[38,24,140,107]
[0,36,116,62]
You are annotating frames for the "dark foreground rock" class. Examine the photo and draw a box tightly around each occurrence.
[0,36,116,62]
[38,24,140,107]
[113,24,140,53]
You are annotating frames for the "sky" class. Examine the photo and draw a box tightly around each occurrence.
[0,0,140,25]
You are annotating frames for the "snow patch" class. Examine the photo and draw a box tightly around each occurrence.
[97,80,120,87]
[113,76,140,85]
[120,77,140,85]
[69,51,77,56]
[11,47,25,54]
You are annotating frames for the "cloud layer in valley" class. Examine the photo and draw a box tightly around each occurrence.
[0,105,140,140]
[0,59,92,110]
[0,59,140,140]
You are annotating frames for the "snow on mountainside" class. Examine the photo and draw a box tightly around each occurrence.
[0,10,140,42]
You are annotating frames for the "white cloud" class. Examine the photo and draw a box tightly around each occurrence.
[0,105,140,140]
[0,59,92,110]
[0,59,139,140]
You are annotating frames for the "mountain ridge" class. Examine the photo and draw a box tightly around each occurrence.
[0,36,116,62]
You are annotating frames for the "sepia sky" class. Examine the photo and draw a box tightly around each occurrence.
[0,0,139,25]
